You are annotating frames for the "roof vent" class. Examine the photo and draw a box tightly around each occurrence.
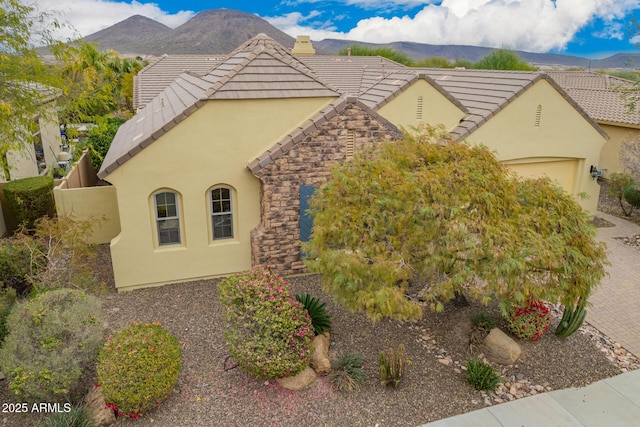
[292,35,315,56]
[534,104,542,127]
[346,131,355,160]
[417,96,423,121]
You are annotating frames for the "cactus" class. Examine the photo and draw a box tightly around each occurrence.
[379,344,406,388]
[555,299,587,338]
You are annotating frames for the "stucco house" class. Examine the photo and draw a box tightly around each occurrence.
[1,88,64,236]
[99,34,606,291]
[547,71,640,179]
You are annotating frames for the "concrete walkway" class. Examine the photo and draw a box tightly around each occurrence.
[421,211,640,427]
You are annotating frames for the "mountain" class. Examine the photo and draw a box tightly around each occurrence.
[315,39,640,69]
[83,15,172,53]
[82,8,640,69]
[83,9,295,55]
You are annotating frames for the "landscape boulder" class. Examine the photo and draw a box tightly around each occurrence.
[84,385,116,426]
[483,328,522,365]
[276,366,317,391]
[311,332,331,374]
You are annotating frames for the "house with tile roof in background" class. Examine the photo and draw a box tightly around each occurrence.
[69,34,607,291]
[547,71,640,179]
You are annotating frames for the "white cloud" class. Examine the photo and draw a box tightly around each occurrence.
[20,0,194,40]
[268,0,640,52]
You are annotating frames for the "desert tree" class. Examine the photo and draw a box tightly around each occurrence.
[303,125,607,322]
[0,0,68,179]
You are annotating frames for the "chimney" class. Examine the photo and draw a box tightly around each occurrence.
[292,35,315,56]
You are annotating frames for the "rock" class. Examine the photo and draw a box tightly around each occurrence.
[0,371,5,381]
[483,328,522,365]
[83,385,116,427]
[310,334,331,374]
[276,366,317,391]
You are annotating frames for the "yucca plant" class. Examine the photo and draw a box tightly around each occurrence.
[379,344,406,388]
[329,352,366,392]
[295,293,332,335]
[465,359,501,391]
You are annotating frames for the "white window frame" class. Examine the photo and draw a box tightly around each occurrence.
[210,186,234,240]
[154,191,181,246]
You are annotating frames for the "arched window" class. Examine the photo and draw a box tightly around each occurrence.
[154,191,181,245]
[210,186,234,240]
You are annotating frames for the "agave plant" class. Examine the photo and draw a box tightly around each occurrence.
[295,293,332,335]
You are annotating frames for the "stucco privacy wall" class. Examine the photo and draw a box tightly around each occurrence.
[462,79,605,215]
[107,96,336,290]
[251,101,403,274]
[376,79,465,132]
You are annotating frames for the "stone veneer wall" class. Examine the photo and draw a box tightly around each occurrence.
[250,102,402,275]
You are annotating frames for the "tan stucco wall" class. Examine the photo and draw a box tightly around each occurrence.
[106,96,336,290]
[39,103,62,170]
[2,102,61,182]
[54,183,120,244]
[464,79,605,215]
[5,144,39,180]
[599,124,640,178]
[377,79,465,132]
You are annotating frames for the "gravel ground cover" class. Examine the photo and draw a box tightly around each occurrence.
[1,182,638,426]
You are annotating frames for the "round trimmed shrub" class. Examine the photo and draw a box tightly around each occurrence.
[505,299,550,341]
[97,322,182,420]
[4,175,54,230]
[0,289,103,402]
[218,266,313,379]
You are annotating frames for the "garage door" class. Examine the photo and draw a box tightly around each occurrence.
[504,158,580,195]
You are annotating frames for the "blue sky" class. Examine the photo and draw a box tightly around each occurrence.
[31,0,640,58]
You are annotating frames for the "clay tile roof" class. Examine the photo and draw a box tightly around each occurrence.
[298,55,405,95]
[133,54,224,110]
[99,34,340,179]
[546,71,640,127]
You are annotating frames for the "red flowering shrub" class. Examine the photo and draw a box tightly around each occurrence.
[97,322,181,419]
[218,266,313,379]
[505,299,550,341]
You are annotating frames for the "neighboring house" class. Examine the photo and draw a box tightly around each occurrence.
[1,90,63,182]
[99,34,606,291]
[1,88,63,236]
[547,71,640,179]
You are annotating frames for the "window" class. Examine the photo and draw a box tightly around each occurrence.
[211,187,233,240]
[154,191,181,245]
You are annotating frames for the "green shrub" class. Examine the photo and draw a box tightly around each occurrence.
[330,352,367,392]
[608,172,636,216]
[295,293,332,335]
[379,344,406,388]
[78,117,125,172]
[465,359,501,391]
[97,322,181,419]
[623,181,640,210]
[505,299,550,341]
[4,175,54,230]
[0,239,34,295]
[39,405,96,427]
[0,289,103,402]
[0,287,17,343]
[218,266,313,379]
[471,312,495,330]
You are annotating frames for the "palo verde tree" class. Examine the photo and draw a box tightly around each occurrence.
[303,125,607,323]
[0,0,67,179]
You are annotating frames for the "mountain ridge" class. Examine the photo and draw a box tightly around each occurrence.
[81,9,640,69]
